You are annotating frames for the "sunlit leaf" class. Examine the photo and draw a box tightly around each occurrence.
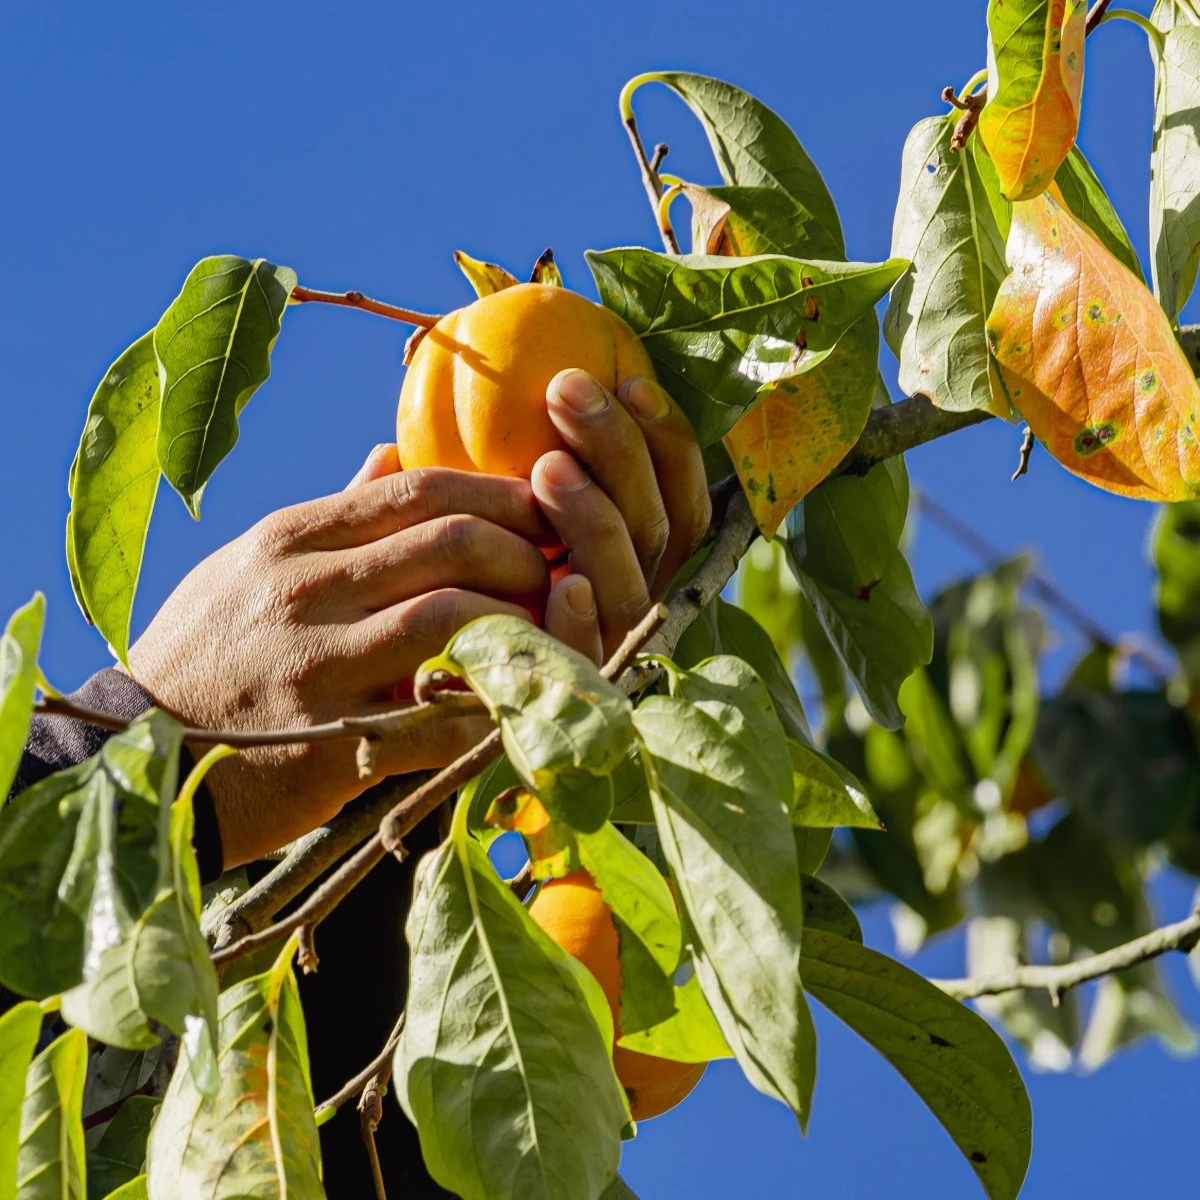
[979,0,1086,201]
[146,938,323,1199]
[154,256,296,517]
[1151,3,1200,321]
[587,247,907,444]
[988,188,1200,500]
[395,818,626,1200]
[97,1180,146,1200]
[789,739,880,830]
[0,594,44,803]
[86,1096,158,1200]
[673,597,811,743]
[1056,146,1143,280]
[453,249,520,296]
[17,1028,88,1200]
[884,113,1009,415]
[66,332,160,662]
[616,956,734,1064]
[682,183,840,260]
[0,711,182,999]
[634,657,814,1126]
[803,930,1032,1200]
[423,615,632,832]
[0,1004,42,1200]
[785,462,932,729]
[633,73,845,250]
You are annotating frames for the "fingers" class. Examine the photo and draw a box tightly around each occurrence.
[546,369,670,586]
[350,588,533,693]
[345,443,401,490]
[544,574,602,665]
[274,467,553,554]
[616,377,711,597]
[531,451,651,656]
[340,513,550,611]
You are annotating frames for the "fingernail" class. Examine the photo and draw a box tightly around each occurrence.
[564,576,595,616]
[622,377,671,421]
[553,369,609,415]
[540,451,591,492]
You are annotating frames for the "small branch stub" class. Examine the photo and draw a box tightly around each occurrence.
[1012,425,1035,481]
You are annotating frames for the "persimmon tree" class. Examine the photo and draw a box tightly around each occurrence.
[3,1,1200,1197]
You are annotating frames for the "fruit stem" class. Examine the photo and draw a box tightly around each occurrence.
[657,184,684,248]
[291,284,441,329]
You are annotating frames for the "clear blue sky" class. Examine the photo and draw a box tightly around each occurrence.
[1,1,1196,1195]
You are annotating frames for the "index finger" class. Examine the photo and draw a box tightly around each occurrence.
[282,466,555,552]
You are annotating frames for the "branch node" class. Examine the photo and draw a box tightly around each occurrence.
[414,668,455,705]
[649,142,669,172]
[297,925,320,974]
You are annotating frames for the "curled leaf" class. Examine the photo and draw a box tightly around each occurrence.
[453,250,520,297]
[979,0,1086,200]
[988,188,1200,500]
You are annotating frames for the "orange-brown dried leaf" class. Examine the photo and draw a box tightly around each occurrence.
[979,0,1086,201]
[724,314,878,537]
[987,189,1200,500]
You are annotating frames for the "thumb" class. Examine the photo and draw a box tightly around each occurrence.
[345,443,401,490]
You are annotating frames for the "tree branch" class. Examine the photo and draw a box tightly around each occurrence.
[1086,0,1114,34]
[934,906,1200,1001]
[290,284,441,329]
[837,396,993,475]
[211,604,671,970]
[34,691,484,748]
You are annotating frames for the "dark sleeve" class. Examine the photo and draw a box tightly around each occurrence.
[9,668,224,884]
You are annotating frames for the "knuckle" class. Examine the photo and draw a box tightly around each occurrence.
[431,513,484,565]
[636,510,671,565]
[387,467,450,521]
[251,508,304,557]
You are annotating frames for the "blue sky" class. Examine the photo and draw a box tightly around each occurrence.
[2,1,1196,1195]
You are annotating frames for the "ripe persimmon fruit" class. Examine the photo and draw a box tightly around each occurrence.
[528,868,706,1122]
[396,282,655,479]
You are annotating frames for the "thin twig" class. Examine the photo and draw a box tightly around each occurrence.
[316,1012,406,1122]
[1086,0,1114,34]
[211,605,671,969]
[34,691,483,748]
[291,284,441,329]
[934,906,1200,1000]
[912,489,1175,682]
[1011,425,1035,481]
[649,142,669,173]
[623,116,680,254]
[508,860,535,901]
[837,395,993,476]
[209,775,430,950]
[359,1078,389,1200]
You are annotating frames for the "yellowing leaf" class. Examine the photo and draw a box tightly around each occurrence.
[724,314,878,537]
[453,250,519,297]
[979,0,1086,201]
[987,189,1200,500]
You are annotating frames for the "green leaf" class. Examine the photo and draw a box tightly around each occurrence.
[587,247,907,445]
[801,874,863,942]
[0,1004,42,1200]
[0,595,44,802]
[1151,5,1200,322]
[794,827,834,875]
[600,1177,642,1200]
[634,73,845,251]
[1151,499,1200,680]
[65,332,160,662]
[86,1097,158,1200]
[884,113,1008,416]
[16,1028,88,1200]
[154,256,296,517]
[673,597,811,743]
[634,657,814,1126]
[789,739,880,829]
[577,822,682,1036]
[802,930,1031,1200]
[1032,689,1200,845]
[616,955,733,1064]
[785,464,933,730]
[424,615,633,832]
[97,1179,146,1200]
[1055,146,1143,280]
[738,534,805,664]
[146,938,323,1200]
[682,183,842,260]
[61,771,219,1096]
[395,823,626,1200]
[0,711,182,999]
[81,1050,157,1124]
